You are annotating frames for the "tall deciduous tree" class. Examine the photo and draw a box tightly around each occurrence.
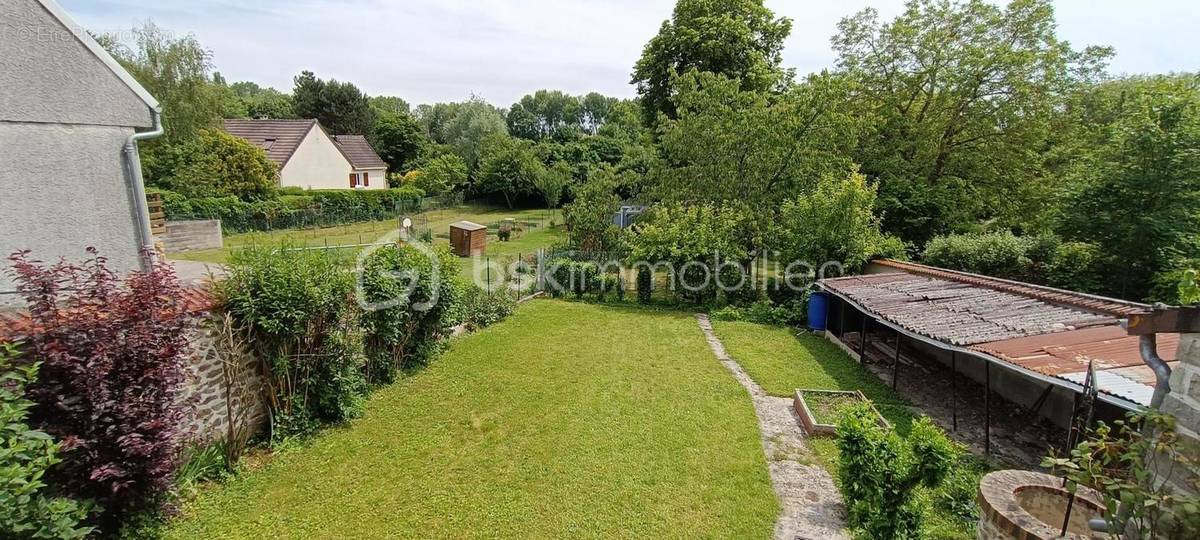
[440,98,508,175]
[369,111,428,173]
[534,161,571,209]
[1056,75,1200,301]
[292,71,374,135]
[832,0,1112,244]
[506,90,583,141]
[230,81,295,119]
[654,71,858,251]
[632,0,792,123]
[99,23,225,145]
[404,153,468,196]
[476,134,543,207]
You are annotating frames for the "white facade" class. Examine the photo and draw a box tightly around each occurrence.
[279,126,386,190]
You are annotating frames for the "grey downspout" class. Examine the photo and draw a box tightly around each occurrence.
[1139,333,1172,409]
[1086,333,1173,533]
[123,107,164,271]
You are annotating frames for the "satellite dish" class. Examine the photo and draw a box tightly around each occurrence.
[402,217,413,228]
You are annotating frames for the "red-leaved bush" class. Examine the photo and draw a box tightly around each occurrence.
[7,248,194,531]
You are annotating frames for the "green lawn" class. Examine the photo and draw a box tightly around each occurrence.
[171,204,562,265]
[710,321,988,539]
[168,301,777,538]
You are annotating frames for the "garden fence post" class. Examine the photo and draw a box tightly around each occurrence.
[487,258,491,294]
[537,249,545,292]
[984,360,991,455]
[951,351,958,432]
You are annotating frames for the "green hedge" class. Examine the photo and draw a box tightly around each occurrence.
[151,187,425,233]
[922,231,1103,293]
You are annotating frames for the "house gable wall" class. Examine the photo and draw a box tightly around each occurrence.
[279,125,356,190]
[0,123,142,297]
[0,0,152,127]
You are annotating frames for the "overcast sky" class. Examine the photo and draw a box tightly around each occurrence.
[60,0,1198,107]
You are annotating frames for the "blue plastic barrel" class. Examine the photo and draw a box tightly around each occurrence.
[808,291,829,332]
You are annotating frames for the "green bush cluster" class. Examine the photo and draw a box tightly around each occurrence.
[219,243,484,442]
[923,231,1103,292]
[458,287,518,331]
[710,298,807,327]
[0,346,93,540]
[360,244,462,384]
[155,186,425,233]
[220,246,369,442]
[835,404,959,539]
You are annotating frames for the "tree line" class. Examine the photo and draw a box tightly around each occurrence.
[96,0,1199,303]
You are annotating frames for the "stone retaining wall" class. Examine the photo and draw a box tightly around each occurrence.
[159,220,223,253]
[179,318,265,444]
[1159,333,1200,496]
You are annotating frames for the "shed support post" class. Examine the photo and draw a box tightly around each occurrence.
[951,351,958,432]
[892,330,902,390]
[984,360,992,455]
[840,297,849,340]
[858,312,868,363]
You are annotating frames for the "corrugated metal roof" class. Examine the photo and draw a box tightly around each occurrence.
[822,264,1174,409]
[872,259,1153,317]
[972,326,1179,407]
[823,272,1114,346]
[1061,371,1155,407]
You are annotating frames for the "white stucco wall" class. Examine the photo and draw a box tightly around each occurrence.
[0,123,142,296]
[0,0,152,128]
[279,126,356,190]
[355,167,388,190]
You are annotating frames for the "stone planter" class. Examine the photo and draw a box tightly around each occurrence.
[792,389,890,436]
[977,470,1105,539]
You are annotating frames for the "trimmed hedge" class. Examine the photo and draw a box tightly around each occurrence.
[152,187,425,233]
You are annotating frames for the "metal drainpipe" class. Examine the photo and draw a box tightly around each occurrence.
[123,107,164,271]
[1139,333,1172,409]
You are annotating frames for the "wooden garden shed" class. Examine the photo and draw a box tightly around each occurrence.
[449,220,487,257]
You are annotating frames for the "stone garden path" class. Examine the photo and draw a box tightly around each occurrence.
[696,314,849,540]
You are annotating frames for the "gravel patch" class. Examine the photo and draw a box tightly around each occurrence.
[696,314,849,540]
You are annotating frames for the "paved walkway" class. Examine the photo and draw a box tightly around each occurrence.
[696,314,848,540]
[169,259,226,286]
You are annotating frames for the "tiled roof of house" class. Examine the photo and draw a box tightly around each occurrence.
[223,119,317,166]
[332,134,388,169]
[820,260,1173,408]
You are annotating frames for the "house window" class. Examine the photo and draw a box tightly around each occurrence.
[349,172,370,188]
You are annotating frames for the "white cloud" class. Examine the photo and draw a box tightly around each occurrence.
[60,0,1199,107]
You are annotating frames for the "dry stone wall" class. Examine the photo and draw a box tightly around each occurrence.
[179,318,265,444]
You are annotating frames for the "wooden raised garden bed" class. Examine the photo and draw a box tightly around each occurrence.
[793,389,891,437]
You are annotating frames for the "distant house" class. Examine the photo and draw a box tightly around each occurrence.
[223,119,388,191]
[1,0,163,298]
